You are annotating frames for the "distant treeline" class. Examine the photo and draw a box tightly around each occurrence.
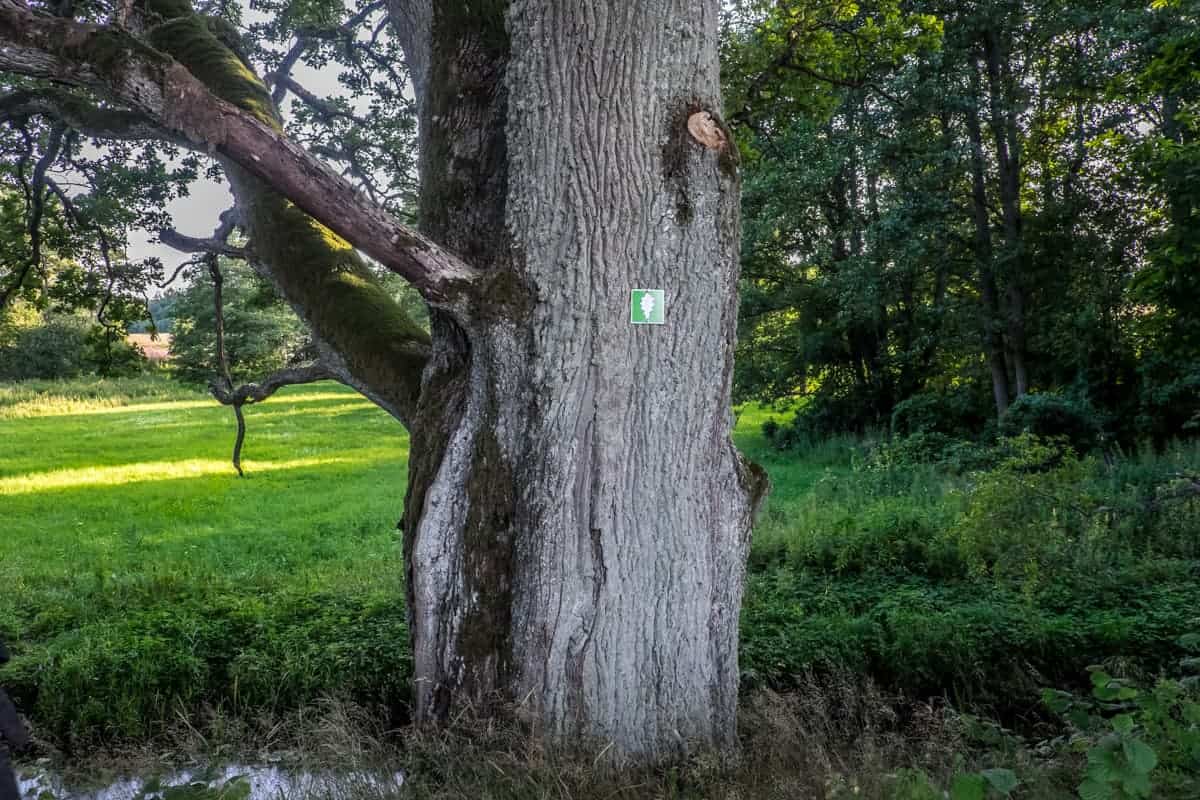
[725,0,1199,446]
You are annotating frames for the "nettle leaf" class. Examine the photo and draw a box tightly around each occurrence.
[1110,713,1136,735]
[950,773,986,800]
[1077,778,1113,800]
[1069,709,1096,730]
[1121,771,1153,798]
[1120,738,1158,774]
[1086,741,1122,783]
[1044,688,1076,713]
[981,768,1019,795]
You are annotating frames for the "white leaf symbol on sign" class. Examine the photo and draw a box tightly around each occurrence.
[640,292,656,321]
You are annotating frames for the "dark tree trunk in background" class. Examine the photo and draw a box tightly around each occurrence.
[965,68,1012,418]
[983,30,1030,398]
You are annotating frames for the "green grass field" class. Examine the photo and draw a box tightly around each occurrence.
[0,378,413,743]
[1,377,1198,797]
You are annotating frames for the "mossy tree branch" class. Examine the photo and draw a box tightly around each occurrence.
[0,0,480,304]
[0,0,442,425]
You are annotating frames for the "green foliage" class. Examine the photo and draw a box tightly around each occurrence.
[169,260,307,384]
[869,432,996,474]
[0,308,145,381]
[1000,394,1105,454]
[950,768,1019,800]
[728,0,1200,446]
[740,413,1200,709]
[855,766,1015,800]
[0,312,91,380]
[129,293,179,334]
[773,391,887,443]
[1043,657,1200,800]
[84,326,150,378]
[892,391,988,439]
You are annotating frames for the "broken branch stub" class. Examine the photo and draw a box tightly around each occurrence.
[687,111,728,151]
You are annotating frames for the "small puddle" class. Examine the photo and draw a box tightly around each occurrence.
[18,764,405,800]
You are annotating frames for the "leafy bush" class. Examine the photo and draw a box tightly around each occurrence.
[2,588,411,745]
[0,313,92,380]
[0,306,146,380]
[1000,393,1104,454]
[1042,647,1200,800]
[83,326,148,377]
[772,392,888,449]
[892,391,988,439]
[1137,357,1200,445]
[870,432,997,474]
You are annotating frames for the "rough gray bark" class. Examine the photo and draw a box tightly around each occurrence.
[399,0,767,762]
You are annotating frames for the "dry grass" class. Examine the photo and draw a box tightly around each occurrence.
[30,677,977,800]
[377,677,970,799]
[127,333,173,362]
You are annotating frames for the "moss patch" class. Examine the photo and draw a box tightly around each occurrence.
[436,0,511,55]
[146,14,277,128]
[457,426,516,683]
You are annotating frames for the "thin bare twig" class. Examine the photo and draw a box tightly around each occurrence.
[206,254,247,476]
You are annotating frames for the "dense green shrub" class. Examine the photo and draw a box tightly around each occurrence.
[772,392,887,449]
[1137,357,1200,445]
[2,588,411,745]
[869,432,997,474]
[0,307,146,380]
[83,326,148,377]
[1000,393,1104,453]
[892,391,988,439]
[1041,643,1200,800]
[0,313,92,380]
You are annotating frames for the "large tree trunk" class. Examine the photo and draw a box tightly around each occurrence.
[399,0,767,762]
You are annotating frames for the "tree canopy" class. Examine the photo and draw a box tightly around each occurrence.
[724,0,1199,444]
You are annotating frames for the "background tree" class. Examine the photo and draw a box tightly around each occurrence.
[724,0,1199,445]
[168,257,307,384]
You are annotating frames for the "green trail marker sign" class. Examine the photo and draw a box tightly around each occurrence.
[631,289,665,325]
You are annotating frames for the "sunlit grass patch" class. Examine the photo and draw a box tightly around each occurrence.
[0,456,369,494]
[0,376,202,419]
